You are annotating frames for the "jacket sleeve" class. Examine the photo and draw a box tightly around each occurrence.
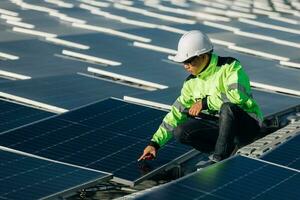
[151,83,193,148]
[225,65,253,105]
[206,60,252,111]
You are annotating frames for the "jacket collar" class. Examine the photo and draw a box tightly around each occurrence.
[196,53,218,78]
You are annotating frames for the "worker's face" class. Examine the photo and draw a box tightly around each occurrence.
[183,54,208,75]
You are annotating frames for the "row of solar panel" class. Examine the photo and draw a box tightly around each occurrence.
[134,155,300,200]
[0,98,195,196]
[0,0,299,112]
[0,97,299,199]
[0,0,299,199]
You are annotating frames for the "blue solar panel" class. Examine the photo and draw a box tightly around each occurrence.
[129,86,300,118]
[0,148,111,200]
[261,133,300,171]
[61,32,188,87]
[209,32,300,60]
[103,6,177,27]
[253,17,300,30]
[0,1,107,36]
[0,98,193,186]
[222,20,299,41]
[0,39,86,78]
[0,78,10,83]
[0,74,145,109]
[239,42,299,60]
[0,100,53,133]
[134,156,300,200]
[209,31,264,45]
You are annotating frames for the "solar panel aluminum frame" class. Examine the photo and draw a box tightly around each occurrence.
[113,149,200,187]
[0,146,113,200]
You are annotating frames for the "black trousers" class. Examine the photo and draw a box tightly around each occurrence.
[173,102,261,160]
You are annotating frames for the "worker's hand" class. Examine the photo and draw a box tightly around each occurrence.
[138,145,157,161]
[189,101,202,116]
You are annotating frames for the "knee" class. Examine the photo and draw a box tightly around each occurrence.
[173,125,188,144]
[220,102,238,116]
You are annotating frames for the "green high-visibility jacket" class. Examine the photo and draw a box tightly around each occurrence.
[151,53,263,148]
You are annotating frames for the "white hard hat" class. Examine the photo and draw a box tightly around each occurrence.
[172,30,213,63]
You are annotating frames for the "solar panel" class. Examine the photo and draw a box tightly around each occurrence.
[0,39,86,78]
[60,8,135,31]
[261,133,300,171]
[0,148,111,200]
[0,78,10,83]
[0,99,53,133]
[238,42,299,60]
[127,86,300,118]
[0,26,34,43]
[103,6,177,27]
[0,98,194,186]
[128,86,180,105]
[61,32,188,87]
[250,17,300,30]
[209,32,300,59]
[226,21,299,42]
[0,74,145,109]
[57,31,300,93]
[209,31,266,45]
[134,156,300,200]
[0,1,95,36]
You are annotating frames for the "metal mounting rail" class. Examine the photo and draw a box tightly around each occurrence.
[237,119,300,158]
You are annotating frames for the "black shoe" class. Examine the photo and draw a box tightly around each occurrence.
[195,159,215,171]
[208,154,222,163]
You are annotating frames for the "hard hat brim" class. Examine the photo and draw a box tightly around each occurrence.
[171,48,213,63]
[171,54,189,63]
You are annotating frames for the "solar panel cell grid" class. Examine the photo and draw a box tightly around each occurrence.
[1,0,299,198]
[261,133,300,170]
[135,156,300,200]
[0,100,53,133]
[0,99,193,186]
[0,74,145,109]
[0,150,111,200]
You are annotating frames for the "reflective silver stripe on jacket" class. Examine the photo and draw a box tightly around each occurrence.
[228,83,253,98]
[221,83,253,102]
[160,121,175,133]
[221,93,230,102]
[173,100,186,112]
